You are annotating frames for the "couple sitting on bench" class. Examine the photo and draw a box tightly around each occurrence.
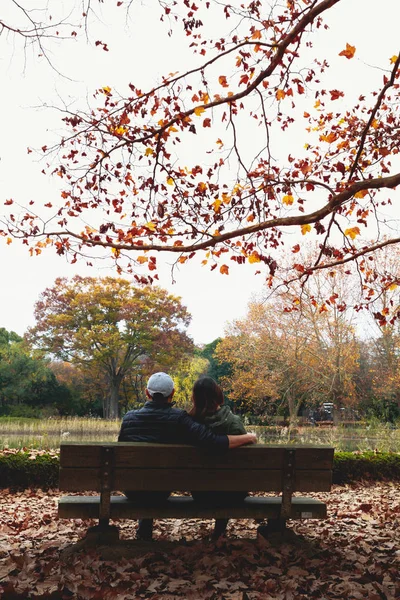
[118,372,257,540]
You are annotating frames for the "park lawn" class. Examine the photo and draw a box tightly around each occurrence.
[0,483,399,599]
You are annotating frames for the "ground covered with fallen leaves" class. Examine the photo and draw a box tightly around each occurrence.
[0,484,399,599]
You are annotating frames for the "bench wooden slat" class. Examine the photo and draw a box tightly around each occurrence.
[59,467,332,492]
[58,495,327,520]
[60,443,334,470]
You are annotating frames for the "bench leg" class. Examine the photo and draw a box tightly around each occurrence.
[83,522,120,545]
[257,518,287,538]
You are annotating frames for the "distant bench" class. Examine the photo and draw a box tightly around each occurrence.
[58,443,334,540]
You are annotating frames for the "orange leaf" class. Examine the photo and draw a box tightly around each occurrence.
[220,264,229,275]
[276,89,285,100]
[218,75,228,88]
[194,106,205,116]
[339,43,356,59]
[251,29,262,40]
[137,256,148,264]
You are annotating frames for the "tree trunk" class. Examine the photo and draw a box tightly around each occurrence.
[104,377,122,419]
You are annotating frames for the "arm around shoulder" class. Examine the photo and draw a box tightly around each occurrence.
[227,432,257,448]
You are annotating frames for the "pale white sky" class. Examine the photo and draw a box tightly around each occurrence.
[0,0,399,344]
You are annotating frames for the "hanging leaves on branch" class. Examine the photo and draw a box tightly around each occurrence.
[2,0,400,321]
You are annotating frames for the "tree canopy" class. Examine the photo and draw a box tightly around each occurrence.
[2,0,400,321]
[27,276,193,418]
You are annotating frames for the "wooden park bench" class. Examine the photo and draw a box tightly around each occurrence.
[58,443,334,541]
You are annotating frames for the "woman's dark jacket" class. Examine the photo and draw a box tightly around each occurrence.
[118,399,229,452]
[197,405,246,436]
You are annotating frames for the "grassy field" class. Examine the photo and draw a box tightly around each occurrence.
[0,417,399,452]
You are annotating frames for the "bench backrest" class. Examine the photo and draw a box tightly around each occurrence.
[59,443,334,493]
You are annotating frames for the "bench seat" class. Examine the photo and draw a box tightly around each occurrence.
[59,494,327,520]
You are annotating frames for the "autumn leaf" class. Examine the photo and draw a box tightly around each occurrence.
[218,75,228,88]
[137,256,148,264]
[102,86,111,94]
[145,221,157,232]
[220,264,229,275]
[282,194,294,205]
[145,148,154,156]
[390,54,398,64]
[212,199,222,213]
[301,224,311,235]
[251,29,262,40]
[344,226,361,240]
[194,106,205,116]
[276,89,285,100]
[6,237,12,245]
[197,182,207,193]
[387,283,398,291]
[354,189,368,199]
[248,252,261,264]
[166,177,174,186]
[339,43,356,59]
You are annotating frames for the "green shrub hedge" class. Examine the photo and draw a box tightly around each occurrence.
[0,450,399,490]
[332,451,400,484]
[0,452,59,489]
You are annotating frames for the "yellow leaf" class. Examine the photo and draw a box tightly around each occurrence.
[354,189,368,199]
[102,86,111,94]
[194,106,205,116]
[145,221,157,232]
[301,224,312,235]
[248,252,261,264]
[388,283,398,291]
[344,226,361,240]
[220,264,229,275]
[390,55,398,64]
[371,119,379,129]
[111,247,120,258]
[6,237,12,245]
[145,148,154,156]
[212,199,222,213]
[168,126,178,132]
[166,177,174,186]
[276,89,285,100]
[282,194,294,206]
[314,100,321,109]
[114,126,127,135]
[137,256,148,264]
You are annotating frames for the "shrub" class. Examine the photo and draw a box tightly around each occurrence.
[333,451,400,484]
[0,451,59,489]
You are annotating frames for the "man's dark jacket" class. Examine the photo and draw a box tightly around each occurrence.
[118,399,229,452]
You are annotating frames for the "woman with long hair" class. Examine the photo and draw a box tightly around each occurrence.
[190,376,248,539]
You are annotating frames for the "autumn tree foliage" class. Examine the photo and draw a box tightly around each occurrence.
[2,0,400,319]
[216,265,361,421]
[27,276,193,418]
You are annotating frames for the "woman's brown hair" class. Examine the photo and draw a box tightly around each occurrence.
[189,376,224,419]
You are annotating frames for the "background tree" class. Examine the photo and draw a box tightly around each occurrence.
[216,262,361,422]
[3,0,400,322]
[0,327,69,416]
[28,276,193,418]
